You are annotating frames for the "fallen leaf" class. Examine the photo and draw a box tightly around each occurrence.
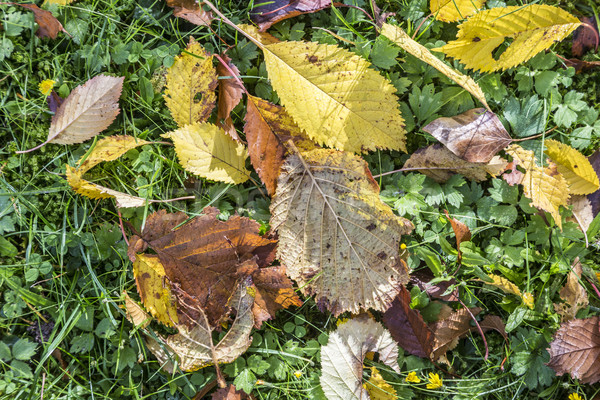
[270,148,414,316]
[363,366,397,400]
[42,0,75,5]
[12,3,68,39]
[410,269,459,302]
[587,151,600,216]
[123,291,151,328]
[210,385,250,400]
[237,24,281,45]
[478,315,507,341]
[423,108,511,163]
[46,91,63,113]
[444,210,471,263]
[572,16,599,57]
[67,167,147,207]
[554,258,589,322]
[382,286,434,358]
[164,39,217,127]
[250,0,331,31]
[570,195,594,233]
[544,139,600,195]
[561,57,600,73]
[162,123,251,184]
[216,54,244,141]
[433,5,581,72]
[429,0,485,22]
[430,307,481,361]
[166,0,213,26]
[320,316,400,400]
[502,161,524,186]
[547,316,600,384]
[381,24,489,110]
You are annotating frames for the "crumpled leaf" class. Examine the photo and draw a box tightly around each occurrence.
[382,286,433,358]
[270,148,414,316]
[434,5,581,72]
[257,38,406,153]
[320,316,400,400]
[547,316,600,384]
[430,307,481,361]
[381,24,489,110]
[133,254,179,326]
[553,258,589,322]
[444,210,471,263]
[250,0,331,31]
[363,367,397,400]
[164,39,217,127]
[544,139,599,195]
[216,54,244,141]
[166,0,213,26]
[423,108,512,163]
[572,16,599,57]
[163,123,250,184]
[244,94,315,195]
[404,144,508,183]
[146,282,254,372]
[430,0,485,22]
[123,291,151,328]
[12,3,68,39]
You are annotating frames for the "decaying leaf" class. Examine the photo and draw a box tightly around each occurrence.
[270,148,414,316]
[547,316,600,384]
[133,254,179,326]
[67,167,147,207]
[434,5,581,72]
[123,291,151,328]
[381,24,489,110]
[478,315,507,341]
[561,57,600,73]
[429,0,485,22]
[444,210,471,263]
[244,95,315,195]
[382,286,433,358]
[410,269,459,302]
[163,123,250,184]
[250,0,331,31]
[216,54,244,141]
[12,3,68,39]
[544,139,600,195]
[431,307,481,361]
[404,144,507,183]
[423,108,511,163]
[587,151,600,217]
[164,39,217,127]
[320,316,400,400]
[570,195,594,233]
[211,385,251,400]
[166,0,213,26]
[363,367,397,400]
[572,16,599,57]
[146,282,254,372]
[258,39,406,153]
[554,258,589,322]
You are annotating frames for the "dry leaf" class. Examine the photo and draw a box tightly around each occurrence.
[561,57,600,73]
[162,123,250,184]
[270,148,414,316]
[166,0,213,26]
[547,316,600,384]
[363,367,397,400]
[434,5,581,72]
[572,16,599,57]
[211,385,250,400]
[12,3,68,39]
[478,315,507,341]
[382,286,434,358]
[423,108,511,163]
[587,151,600,217]
[430,0,485,22]
[444,210,471,263]
[381,24,489,110]
[251,0,331,31]
[553,258,589,322]
[410,269,459,302]
[237,24,281,45]
[67,167,147,208]
[544,139,600,195]
[320,316,400,400]
[216,54,244,141]
[123,291,151,328]
[164,39,217,127]
[430,307,481,361]
[570,195,594,233]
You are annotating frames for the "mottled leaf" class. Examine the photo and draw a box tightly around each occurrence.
[572,16,599,57]
[133,254,179,326]
[166,0,213,26]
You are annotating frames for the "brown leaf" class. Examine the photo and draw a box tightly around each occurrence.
[244,95,315,195]
[554,258,589,322]
[46,91,63,113]
[423,108,512,163]
[210,385,251,400]
[250,0,331,31]
[478,315,507,341]
[127,210,188,262]
[547,316,600,384]
[502,161,524,186]
[410,268,458,302]
[430,307,481,361]
[444,210,471,264]
[382,286,434,358]
[166,0,213,26]
[587,151,600,217]
[12,3,68,39]
[217,54,244,141]
[572,16,599,57]
[561,57,600,73]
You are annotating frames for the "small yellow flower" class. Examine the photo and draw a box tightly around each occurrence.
[255,379,265,385]
[405,371,421,383]
[569,393,583,400]
[522,292,534,309]
[426,372,443,389]
[336,318,349,326]
[400,243,407,250]
[294,370,303,378]
[39,79,55,96]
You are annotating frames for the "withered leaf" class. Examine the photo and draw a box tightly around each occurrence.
[430,307,481,361]
[572,16,599,57]
[547,316,600,384]
[133,254,179,326]
[123,291,151,328]
[410,269,458,302]
[211,385,250,400]
[553,258,589,322]
[588,151,600,216]
[382,286,434,358]
[561,57,600,73]
[166,0,213,26]
[250,0,331,31]
[217,54,244,141]
[444,210,471,264]
[12,3,68,39]
[478,315,507,341]
[423,108,512,163]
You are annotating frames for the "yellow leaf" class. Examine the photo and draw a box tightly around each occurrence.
[544,139,599,195]
[259,40,405,153]
[506,144,570,229]
[364,367,397,400]
[485,274,521,297]
[164,39,217,127]
[430,0,485,22]
[42,0,75,5]
[162,123,250,184]
[237,24,281,45]
[522,292,534,309]
[381,24,488,110]
[433,5,580,72]
[133,254,179,327]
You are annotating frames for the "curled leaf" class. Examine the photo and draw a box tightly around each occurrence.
[217,54,244,141]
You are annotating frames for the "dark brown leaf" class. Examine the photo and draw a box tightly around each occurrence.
[12,3,68,39]
[423,108,512,163]
[547,316,600,384]
[477,315,507,341]
[217,54,244,141]
[572,16,599,58]
[430,307,481,361]
[561,57,600,73]
[46,91,63,113]
[127,210,188,262]
[250,0,331,31]
[382,286,433,358]
[444,210,471,263]
[166,0,213,26]
[410,269,458,302]
[587,151,600,216]
[210,385,251,400]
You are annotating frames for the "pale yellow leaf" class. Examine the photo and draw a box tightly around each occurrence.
[364,367,397,400]
[77,135,150,173]
[570,195,594,234]
[381,23,489,110]
[544,139,600,195]
[433,5,581,72]
[164,40,217,127]
[430,0,485,22]
[162,123,250,184]
[123,291,151,328]
[42,0,75,6]
[237,24,281,45]
[484,274,521,297]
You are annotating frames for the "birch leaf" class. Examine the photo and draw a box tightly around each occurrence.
[259,39,406,153]
[162,123,250,184]
[430,0,485,22]
[270,148,413,316]
[544,139,600,195]
[164,39,217,127]
[381,24,489,110]
[433,5,581,72]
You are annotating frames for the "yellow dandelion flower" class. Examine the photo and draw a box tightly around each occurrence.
[405,371,421,383]
[39,79,55,96]
[426,372,443,389]
[400,243,407,250]
[522,292,534,309]
[294,370,303,378]
[569,393,583,400]
[255,379,265,385]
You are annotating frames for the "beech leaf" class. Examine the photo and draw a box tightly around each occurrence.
[544,139,600,195]
[250,0,331,31]
[270,148,414,316]
[429,0,485,22]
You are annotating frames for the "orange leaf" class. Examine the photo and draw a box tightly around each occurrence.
[216,54,244,141]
